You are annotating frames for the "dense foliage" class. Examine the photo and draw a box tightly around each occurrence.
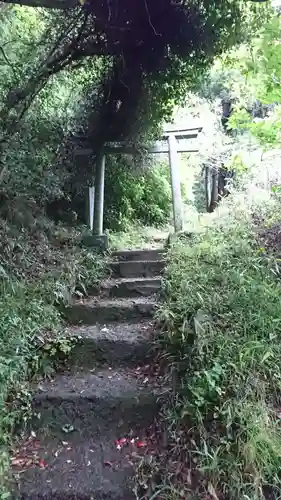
[104,158,171,230]
[200,14,281,150]
[157,195,281,499]
[0,6,173,227]
[152,9,281,500]
[0,223,108,494]
[227,17,281,149]
[0,2,271,224]
[0,1,270,143]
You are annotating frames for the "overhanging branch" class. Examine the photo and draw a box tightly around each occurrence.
[1,0,76,8]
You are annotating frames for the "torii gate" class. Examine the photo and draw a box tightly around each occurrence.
[83,125,202,249]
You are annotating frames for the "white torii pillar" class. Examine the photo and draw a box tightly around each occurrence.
[167,134,183,233]
[93,152,105,236]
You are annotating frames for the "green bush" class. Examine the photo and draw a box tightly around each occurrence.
[104,157,172,230]
[0,233,108,493]
[0,278,60,489]
[157,202,281,499]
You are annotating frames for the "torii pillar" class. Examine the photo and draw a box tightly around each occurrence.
[83,150,109,250]
[168,134,183,232]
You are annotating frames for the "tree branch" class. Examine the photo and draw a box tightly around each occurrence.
[0,46,17,79]
[0,0,75,9]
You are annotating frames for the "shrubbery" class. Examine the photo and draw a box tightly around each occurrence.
[0,221,107,493]
[157,194,281,499]
[104,158,172,230]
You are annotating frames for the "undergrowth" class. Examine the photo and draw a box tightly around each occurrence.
[0,214,108,497]
[156,195,281,500]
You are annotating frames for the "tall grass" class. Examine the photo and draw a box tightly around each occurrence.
[0,277,62,494]
[157,194,281,499]
[0,243,107,496]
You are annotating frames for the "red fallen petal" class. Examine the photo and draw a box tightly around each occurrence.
[115,438,127,447]
[136,440,147,448]
[39,459,47,468]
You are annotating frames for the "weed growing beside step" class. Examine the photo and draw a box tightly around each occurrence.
[0,242,108,498]
[0,279,61,497]
[157,199,281,499]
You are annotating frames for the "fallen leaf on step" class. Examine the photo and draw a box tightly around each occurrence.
[115,437,127,450]
[39,459,47,468]
[104,461,113,467]
[136,440,147,448]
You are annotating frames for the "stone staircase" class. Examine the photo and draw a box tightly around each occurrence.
[14,247,166,500]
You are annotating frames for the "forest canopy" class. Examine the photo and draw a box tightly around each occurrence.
[0,1,271,146]
[0,0,273,229]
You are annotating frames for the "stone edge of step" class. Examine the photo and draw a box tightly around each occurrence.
[61,320,156,369]
[33,366,161,401]
[111,248,166,261]
[70,295,159,308]
[65,320,155,342]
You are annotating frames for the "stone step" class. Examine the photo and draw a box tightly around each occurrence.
[63,296,158,325]
[65,321,154,369]
[110,260,165,278]
[112,248,165,262]
[31,369,159,437]
[13,431,139,499]
[99,276,162,298]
